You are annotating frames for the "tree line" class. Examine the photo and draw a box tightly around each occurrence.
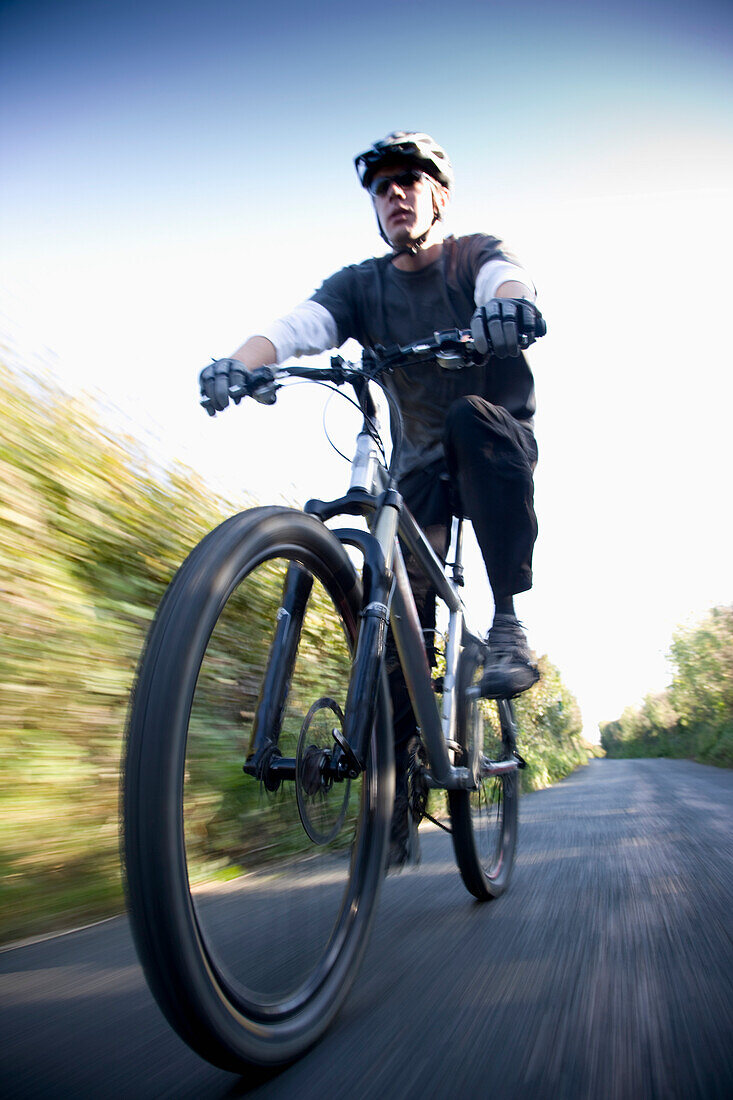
[0,358,592,943]
[600,606,733,767]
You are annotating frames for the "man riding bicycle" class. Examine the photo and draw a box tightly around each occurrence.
[200,131,546,863]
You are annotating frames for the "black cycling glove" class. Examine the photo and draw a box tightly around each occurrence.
[470,298,546,359]
[199,360,277,416]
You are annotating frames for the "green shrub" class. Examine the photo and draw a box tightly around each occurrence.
[513,655,593,790]
[600,606,733,768]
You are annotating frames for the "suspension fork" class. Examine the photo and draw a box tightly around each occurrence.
[335,496,400,777]
[245,562,314,777]
[244,517,395,785]
[244,489,400,785]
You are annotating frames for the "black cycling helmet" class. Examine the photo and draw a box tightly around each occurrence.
[354,131,453,253]
[354,131,454,192]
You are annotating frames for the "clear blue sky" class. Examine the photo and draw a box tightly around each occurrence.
[2,0,732,737]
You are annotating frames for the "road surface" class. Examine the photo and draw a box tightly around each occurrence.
[2,758,732,1098]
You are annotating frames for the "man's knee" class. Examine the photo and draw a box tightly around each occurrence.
[445,396,536,481]
[445,396,510,464]
[444,395,492,441]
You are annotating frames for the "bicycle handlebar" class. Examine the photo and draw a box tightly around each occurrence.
[201,324,536,475]
[272,321,537,390]
[275,327,479,386]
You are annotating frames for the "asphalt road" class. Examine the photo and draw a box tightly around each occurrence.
[2,758,732,1099]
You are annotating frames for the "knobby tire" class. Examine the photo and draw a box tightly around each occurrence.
[448,641,519,900]
[124,507,393,1070]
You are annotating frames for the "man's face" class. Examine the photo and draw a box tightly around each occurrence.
[371,163,443,248]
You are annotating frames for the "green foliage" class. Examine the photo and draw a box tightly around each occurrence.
[513,655,593,790]
[0,361,242,942]
[600,606,733,767]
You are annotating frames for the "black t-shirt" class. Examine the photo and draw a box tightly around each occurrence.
[311,233,536,476]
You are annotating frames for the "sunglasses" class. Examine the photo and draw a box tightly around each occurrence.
[368,168,426,198]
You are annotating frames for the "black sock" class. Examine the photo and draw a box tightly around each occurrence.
[494,595,515,618]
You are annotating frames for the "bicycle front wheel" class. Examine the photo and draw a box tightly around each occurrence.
[124,507,392,1070]
[448,641,519,900]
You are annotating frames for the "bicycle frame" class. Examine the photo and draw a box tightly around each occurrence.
[245,375,520,794]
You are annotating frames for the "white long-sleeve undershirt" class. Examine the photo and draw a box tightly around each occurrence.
[257,258,535,363]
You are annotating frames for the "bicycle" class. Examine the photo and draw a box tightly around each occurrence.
[123,329,527,1071]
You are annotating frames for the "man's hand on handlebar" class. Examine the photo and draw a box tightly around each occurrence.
[470,299,546,359]
[199,360,277,416]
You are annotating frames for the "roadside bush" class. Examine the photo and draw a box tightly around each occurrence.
[600,606,733,767]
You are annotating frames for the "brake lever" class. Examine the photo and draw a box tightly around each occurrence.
[329,355,353,385]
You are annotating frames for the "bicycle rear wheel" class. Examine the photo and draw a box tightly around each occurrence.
[124,507,392,1070]
[448,641,519,900]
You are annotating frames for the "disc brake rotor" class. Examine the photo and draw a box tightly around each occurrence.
[296,697,351,844]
